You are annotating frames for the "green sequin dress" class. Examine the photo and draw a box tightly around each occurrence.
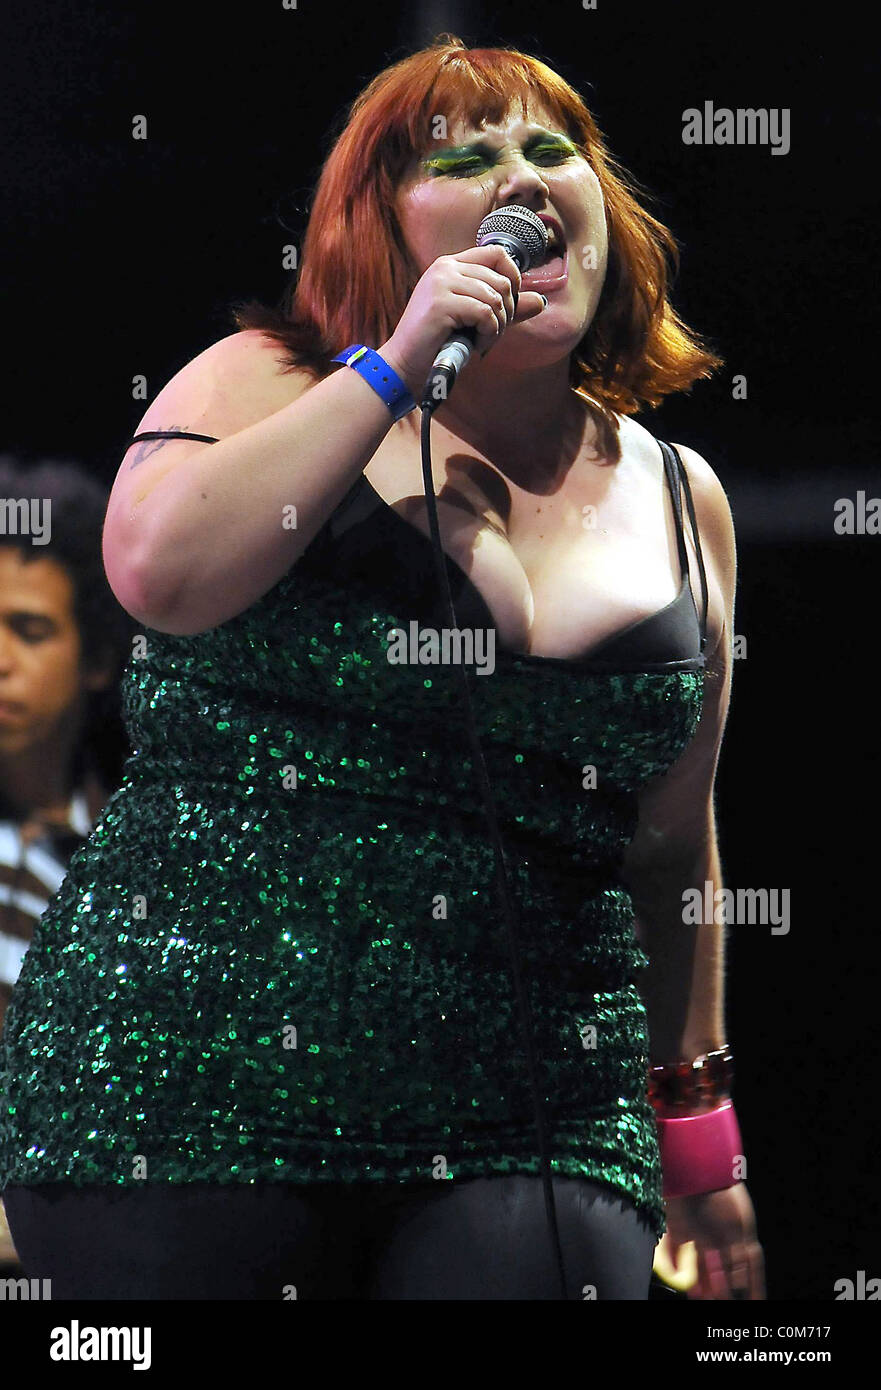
[0,433,707,1240]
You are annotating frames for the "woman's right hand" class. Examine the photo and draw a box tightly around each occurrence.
[379,244,548,399]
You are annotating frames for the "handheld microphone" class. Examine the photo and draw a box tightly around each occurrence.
[423,205,548,408]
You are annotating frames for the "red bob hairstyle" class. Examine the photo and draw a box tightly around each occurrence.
[231,33,722,430]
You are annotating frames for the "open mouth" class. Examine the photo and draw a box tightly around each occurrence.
[536,225,564,263]
[522,230,568,286]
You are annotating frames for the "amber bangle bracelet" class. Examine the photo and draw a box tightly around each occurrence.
[647,1045,734,1115]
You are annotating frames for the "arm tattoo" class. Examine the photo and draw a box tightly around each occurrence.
[128,426,193,470]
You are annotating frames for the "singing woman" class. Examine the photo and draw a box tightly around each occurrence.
[0,35,764,1300]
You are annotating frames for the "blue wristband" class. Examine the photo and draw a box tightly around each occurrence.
[331,344,417,421]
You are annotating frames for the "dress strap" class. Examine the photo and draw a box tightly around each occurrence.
[658,440,691,587]
[127,431,221,446]
[659,440,709,654]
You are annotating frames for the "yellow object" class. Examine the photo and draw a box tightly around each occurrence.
[653,1231,698,1290]
[0,1197,21,1265]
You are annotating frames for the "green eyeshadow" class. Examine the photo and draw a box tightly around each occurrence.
[420,134,579,176]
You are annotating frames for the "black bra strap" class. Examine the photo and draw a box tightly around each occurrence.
[658,440,691,588]
[127,430,221,446]
[662,441,709,653]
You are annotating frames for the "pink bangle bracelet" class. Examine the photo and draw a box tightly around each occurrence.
[656,1099,744,1199]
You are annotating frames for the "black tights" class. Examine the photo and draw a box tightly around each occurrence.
[3,1175,658,1300]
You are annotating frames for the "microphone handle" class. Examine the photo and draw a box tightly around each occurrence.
[426,232,529,399]
[421,327,478,411]
[430,327,478,379]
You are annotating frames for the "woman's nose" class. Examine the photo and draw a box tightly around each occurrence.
[494,155,551,205]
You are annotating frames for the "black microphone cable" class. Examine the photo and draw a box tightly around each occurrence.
[417,369,570,1302]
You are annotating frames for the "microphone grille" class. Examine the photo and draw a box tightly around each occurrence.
[476,205,548,262]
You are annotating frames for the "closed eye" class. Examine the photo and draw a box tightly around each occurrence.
[423,142,577,178]
[432,159,484,176]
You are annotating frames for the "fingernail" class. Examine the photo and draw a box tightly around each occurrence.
[540,294,548,309]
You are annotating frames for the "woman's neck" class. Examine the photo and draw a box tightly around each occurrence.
[428,377,598,487]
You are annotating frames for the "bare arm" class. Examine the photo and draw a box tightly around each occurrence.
[103,330,410,635]
[620,445,737,1063]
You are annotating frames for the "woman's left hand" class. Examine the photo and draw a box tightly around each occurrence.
[664,1183,766,1299]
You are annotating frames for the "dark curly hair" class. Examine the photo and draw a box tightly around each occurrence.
[0,454,136,814]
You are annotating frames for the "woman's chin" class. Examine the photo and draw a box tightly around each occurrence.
[488,312,585,363]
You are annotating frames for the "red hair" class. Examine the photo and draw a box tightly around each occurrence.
[231,34,722,434]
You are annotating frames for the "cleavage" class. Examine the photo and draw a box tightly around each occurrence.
[361,459,682,661]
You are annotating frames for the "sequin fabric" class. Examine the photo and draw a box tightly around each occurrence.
[0,554,704,1239]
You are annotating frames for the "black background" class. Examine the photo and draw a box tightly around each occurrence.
[3,0,879,1302]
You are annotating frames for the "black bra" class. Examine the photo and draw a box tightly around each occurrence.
[126,431,709,669]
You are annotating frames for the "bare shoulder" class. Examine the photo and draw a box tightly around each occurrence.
[615,418,736,663]
[617,418,730,527]
[667,440,732,525]
[207,329,321,427]
[619,418,735,581]
[194,327,312,384]
[667,441,736,596]
[207,327,309,382]
[130,328,319,442]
